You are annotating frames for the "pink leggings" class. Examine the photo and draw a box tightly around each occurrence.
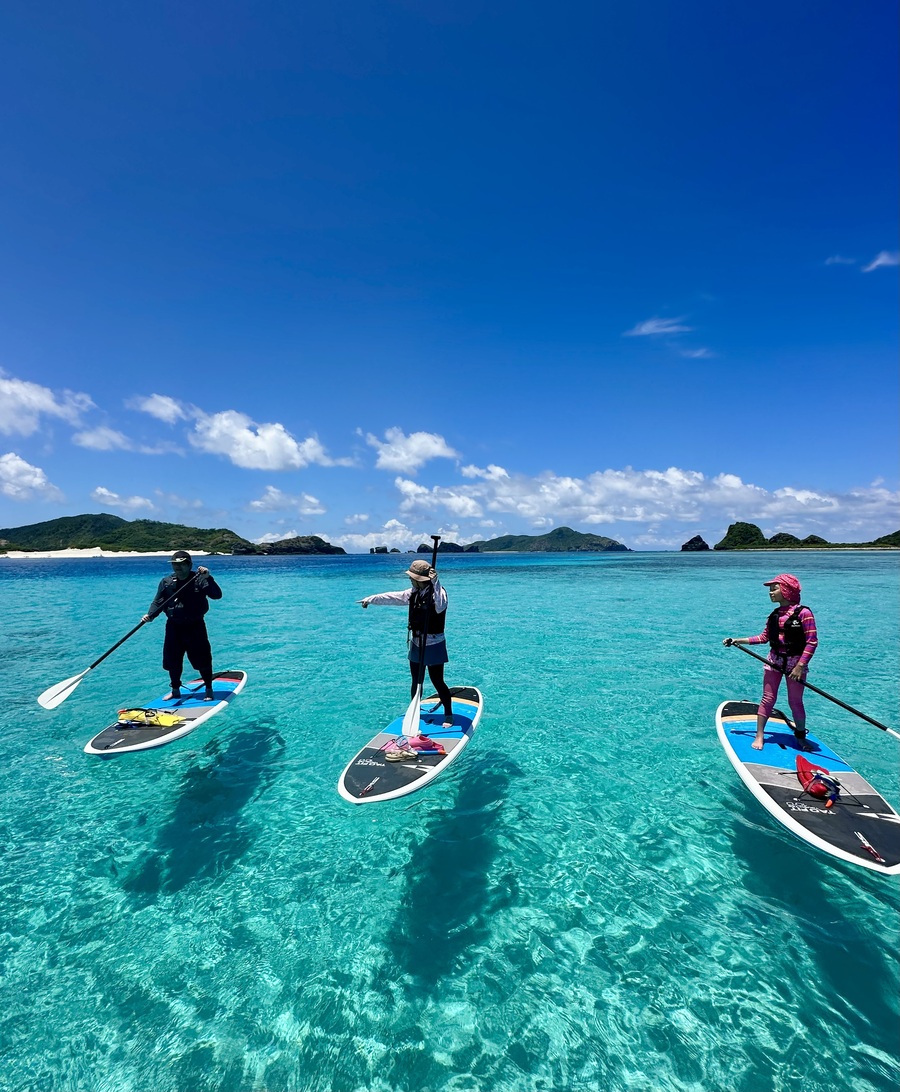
[759,662,806,727]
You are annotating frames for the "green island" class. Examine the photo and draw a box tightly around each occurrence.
[416,526,631,553]
[4,516,895,556]
[712,521,900,550]
[0,514,345,555]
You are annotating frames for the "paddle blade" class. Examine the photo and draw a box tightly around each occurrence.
[400,691,423,737]
[37,670,88,709]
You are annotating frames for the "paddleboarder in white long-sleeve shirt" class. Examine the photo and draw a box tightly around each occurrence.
[360,559,455,728]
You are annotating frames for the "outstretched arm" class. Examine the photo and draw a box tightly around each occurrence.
[723,623,769,647]
[360,589,413,608]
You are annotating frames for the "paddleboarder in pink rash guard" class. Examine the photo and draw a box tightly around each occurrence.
[723,573,818,750]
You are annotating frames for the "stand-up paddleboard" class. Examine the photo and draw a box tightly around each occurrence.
[716,700,900,875]
[84,670,247,756]
[338,686,483,804]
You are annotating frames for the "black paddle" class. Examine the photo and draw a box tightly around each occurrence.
[724,639,900,741]
[37,573,199,709]
[400,534,441,737]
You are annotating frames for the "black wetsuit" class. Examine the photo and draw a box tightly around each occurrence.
[147,571,222,690]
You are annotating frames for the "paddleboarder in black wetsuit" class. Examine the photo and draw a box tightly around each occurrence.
[142,550,222,700]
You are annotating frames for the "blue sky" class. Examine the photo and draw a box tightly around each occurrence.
[0,0,897,550]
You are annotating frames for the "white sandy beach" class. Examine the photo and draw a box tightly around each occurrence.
[0,548,212,560]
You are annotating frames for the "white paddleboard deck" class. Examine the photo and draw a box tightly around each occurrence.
[338,686,483,804]
[716,700,900,875]
[84,670,247,755]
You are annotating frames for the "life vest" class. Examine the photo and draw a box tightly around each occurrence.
[407,584,446,639]
[766,605,810,656]
[796,754,840,808]
[159,574,210,622]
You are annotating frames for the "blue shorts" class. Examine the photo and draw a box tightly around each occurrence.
[408,636,449,666]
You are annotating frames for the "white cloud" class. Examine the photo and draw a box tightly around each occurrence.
[132,396,356,468]
[91,486,155,513]
[0,452,64,501]
[72,425,180,456]
[0,374,93,436]
[120,396,359,466]
[249,485,326,515]
[825,255,856,266]
[345,513,370,524]
[330,518,461,553]
[772,487,837,508]
[862,251,899,273]
[73,426,133,451]
[396,476,483,517]
[388,465,900,546]
[255,530,304,544]
[460,463,510,480]
[679,348,715,359]
[190,410,349,470]
[623,317,694,337]
[128,393,188,423]
[364,427,458,474]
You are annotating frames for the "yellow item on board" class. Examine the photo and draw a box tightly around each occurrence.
[117,708,186,728]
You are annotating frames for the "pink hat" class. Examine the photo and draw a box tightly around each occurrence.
[763,573,801,604]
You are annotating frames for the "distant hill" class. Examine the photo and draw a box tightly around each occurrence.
[681,535,710,551]
[461,526,630,552]
[0,514,344,555]
[714,522,900,550]
[415,541,465,553]
[235,535,345,555]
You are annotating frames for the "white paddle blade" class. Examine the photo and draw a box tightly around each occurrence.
[37,670,88,710]
[400,691,423,737]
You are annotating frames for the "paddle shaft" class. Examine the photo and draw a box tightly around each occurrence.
[412,535,442,696]
[89,572,200,671]
[728,640,900,739]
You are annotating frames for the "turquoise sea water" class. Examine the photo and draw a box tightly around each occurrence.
[1,550,898,1092]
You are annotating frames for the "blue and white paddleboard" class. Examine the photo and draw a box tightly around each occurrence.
[338,686,483,804]
[716,700,900,875]
[84,670,247,756]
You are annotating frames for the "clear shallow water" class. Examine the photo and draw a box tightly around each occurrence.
[1,550,898,1092]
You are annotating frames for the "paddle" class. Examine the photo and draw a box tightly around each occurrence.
[37,573,199,710]
[400,534,441,738]
[724,640,900,742]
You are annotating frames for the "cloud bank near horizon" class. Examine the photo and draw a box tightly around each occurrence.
[377,463,898,549]
[0,373,896,548]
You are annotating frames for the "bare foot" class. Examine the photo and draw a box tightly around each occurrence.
[751,736,765,751]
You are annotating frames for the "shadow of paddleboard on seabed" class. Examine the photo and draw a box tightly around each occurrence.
[727,794,899,1072]
[122,725,286,901]
[379,752,523,988]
